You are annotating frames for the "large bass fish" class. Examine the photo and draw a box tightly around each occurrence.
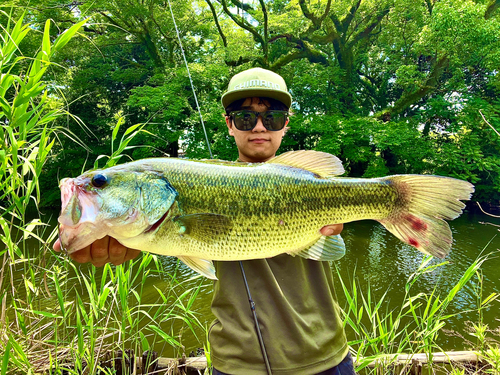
[58,150,474,279]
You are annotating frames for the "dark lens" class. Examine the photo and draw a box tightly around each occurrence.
[231,110,287,131]
[263,111,286,131]
[233,111,257,131]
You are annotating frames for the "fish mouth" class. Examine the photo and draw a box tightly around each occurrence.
[58,225,69,254]
[59,179,79,225]
[58,221,98,254]
[59,178,98,227]
[58,177,103,253]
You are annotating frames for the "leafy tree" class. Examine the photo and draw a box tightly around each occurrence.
[13,0,498,206]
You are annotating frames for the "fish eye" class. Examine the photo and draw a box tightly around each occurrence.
[91,173,107,188]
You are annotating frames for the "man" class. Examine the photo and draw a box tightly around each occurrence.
[54,68,355,374]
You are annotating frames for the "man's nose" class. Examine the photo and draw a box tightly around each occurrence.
[252,115,267,132]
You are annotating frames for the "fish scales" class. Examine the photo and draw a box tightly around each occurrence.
[58,150,474,279]
[110,162,393,258]
[163,161,393,217]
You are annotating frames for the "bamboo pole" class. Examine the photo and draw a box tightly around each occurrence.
[363,350,479,366]
[40,349,492,374]
[145,350,487,374]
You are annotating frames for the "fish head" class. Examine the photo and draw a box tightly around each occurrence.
[58,167,177,253]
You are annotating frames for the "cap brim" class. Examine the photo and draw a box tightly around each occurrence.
[222,88,292,109]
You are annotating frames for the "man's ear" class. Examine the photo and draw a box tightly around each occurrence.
[226,116,234,136]
[283,118,290,135]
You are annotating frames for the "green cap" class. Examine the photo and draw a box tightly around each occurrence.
[221,68,292,109]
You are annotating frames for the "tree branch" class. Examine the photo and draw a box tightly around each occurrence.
[485,0,500,19]
[271,50,311,70]
[149,3,175,43]
[424,0,435,15]
[219,0,265,46]
[319,0,332,24]
[329,11,342,31]
[258,0,268,56]
[348,7,390,48]
[376,54,450,121]
[299,0,320,27]
[224,56,252,66]
[229,0,254,13]
[205,0,227,47]
[98,10,165,69]
[268,38,328,69]
[299,0,332,36]
[358,71,378,98]
[136,17,165,68]
[83,26,105,34]
[98,11,134,31]
[340,0,362,32]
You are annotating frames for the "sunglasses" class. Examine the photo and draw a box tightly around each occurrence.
[229,110,288,131]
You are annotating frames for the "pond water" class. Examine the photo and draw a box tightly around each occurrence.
[12,210,500,358]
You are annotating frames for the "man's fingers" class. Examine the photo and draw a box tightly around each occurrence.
[90,236,110,266]
[54,235,141,267]
[53,239,62,252]
[124,248,141,262]
[70,246,92,263]
[107,238,141,266]
[108,237,128,265]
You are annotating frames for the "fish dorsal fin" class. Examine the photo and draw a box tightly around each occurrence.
[288,234,346,261]
[178,256,217,279]
[267,150,344,178]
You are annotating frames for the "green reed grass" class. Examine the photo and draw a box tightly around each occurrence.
[336,251,499,373]
[0,12,207,374]
[0,10,86,373]
[9,248,208,373]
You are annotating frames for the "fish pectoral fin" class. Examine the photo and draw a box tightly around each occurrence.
[178,256,217,280]
[289,234,346,261]
[173,213,232,243]
[267,150,345,178]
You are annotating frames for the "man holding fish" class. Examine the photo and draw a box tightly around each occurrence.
[54,67,473,374]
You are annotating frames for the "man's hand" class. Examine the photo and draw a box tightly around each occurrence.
[53,236,141,267]
[320,224,344,237]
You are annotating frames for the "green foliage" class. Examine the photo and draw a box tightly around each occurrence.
[0,12,210,369]
[126,72,191,158]
[0,11,87,241]
[481,345,500,374]
[19,0,497,208]
[2,251,207,373]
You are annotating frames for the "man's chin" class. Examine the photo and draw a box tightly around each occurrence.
[242,150,276,163]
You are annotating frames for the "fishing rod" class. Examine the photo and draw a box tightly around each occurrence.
[239,262,273,374]
[166,0,212,159]
[166,2,273,374]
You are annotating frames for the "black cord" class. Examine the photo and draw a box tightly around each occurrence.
[239,261,273,375]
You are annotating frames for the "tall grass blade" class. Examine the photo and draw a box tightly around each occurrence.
[1,338,11,375]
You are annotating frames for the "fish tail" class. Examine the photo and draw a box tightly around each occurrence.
[378,175,474,258]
